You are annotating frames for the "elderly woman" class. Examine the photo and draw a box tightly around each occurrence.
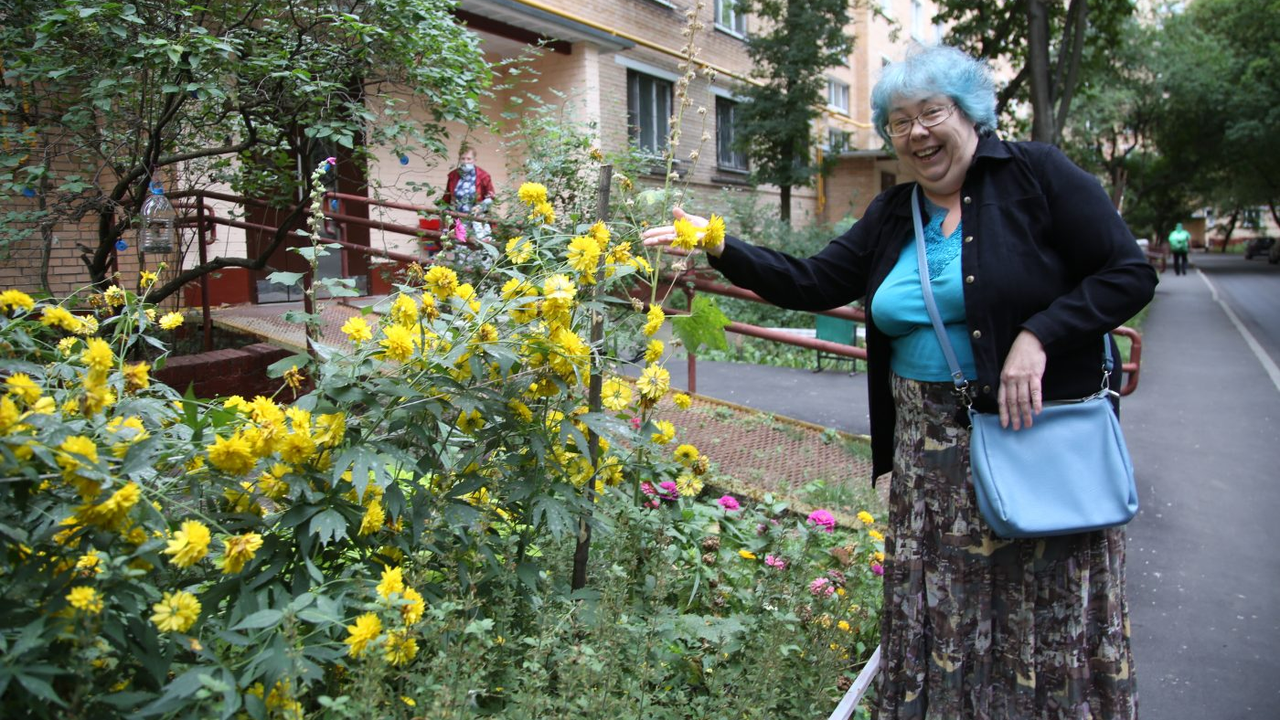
[643,45,1155,719]
[442,143,495,241]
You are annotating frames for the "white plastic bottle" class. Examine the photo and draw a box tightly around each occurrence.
[140,181,176,254]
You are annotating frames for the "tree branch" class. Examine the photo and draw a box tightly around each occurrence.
[1052,0,1089,144]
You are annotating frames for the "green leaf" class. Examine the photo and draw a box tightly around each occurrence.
[308,509,348,546]
[670,295,731,354]
[231,609,283,631]
[267,271,305,287]
[267,354,310,378]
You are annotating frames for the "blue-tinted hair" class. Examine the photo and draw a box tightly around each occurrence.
[871,45,997,143]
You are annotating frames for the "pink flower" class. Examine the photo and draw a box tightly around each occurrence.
[764,554,787,569]
[324,156,337,167]
[717,495,740,511]
[808,577,835,597]
[647,499,661,509]
[658,481,678,500]
[640,482,656,497]
[630,417,642,430]
[807,509,835,533]
[871,563,884,576]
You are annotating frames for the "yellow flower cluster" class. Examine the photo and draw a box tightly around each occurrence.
[151,590,201,633]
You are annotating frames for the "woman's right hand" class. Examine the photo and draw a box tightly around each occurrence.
[640,208,725,257]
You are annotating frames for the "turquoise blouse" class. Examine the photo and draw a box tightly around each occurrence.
[869,198,977,382]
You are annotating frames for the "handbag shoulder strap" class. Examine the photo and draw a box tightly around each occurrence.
[911,185,969,392]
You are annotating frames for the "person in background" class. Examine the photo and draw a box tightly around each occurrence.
[1168,222,1191,275]
[441,144,495,242]
[643,45,1156,720]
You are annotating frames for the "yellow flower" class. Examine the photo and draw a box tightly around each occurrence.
[389,293,419,328]
[856,511,875,525]
[139,270,158,288]
[635,365,670,401]
[837,620,852,633]
[220,532,263,574]
[423,266,458,301]
[223,395,250,412]
[672,217,699,251]
[206,432,256,475]
[158,311,184,330]
[56,337,79,357]
[456,409,486,434]
[78,481,141,529]
[385,629,419,666]
[341,316,373,344]
[163,520,212,568]
[738,550,757,560]
[81,337,114,376]
[673,392,692,410]
[314,412,346,448]
[566,235,601,278]
[400,587,425,625]
[75,315,99,336]
[868,529,885,542]
[505,236,533,264]
[67,586,104,615]
[359,497,385,536]
[703,214,726,249]
[673,444,699,466]
[75,549,102,575]
[532,200,555,225]
[344,612,382,658]
[650,420,676,445]
[151,591,201,633]
[57,435,99,477]
[283,365,306,392]
[103,286,126,307]
[873,551,885,563]
[4,373,40,404]
[122,362,150,392]
[675,472,703,497]
[278,429,315,464]
[542,274,576,315]
[589,221,611,252]
[401,696,417,708]
[508,399,533,423]
[380,324,415,362]
[643,305,664,337]
[0,289,34,314]
[377,566,405,600]
[644,339,664,363]
[600,378,632,411]
[40,305,81,332]
[517,182,547,206]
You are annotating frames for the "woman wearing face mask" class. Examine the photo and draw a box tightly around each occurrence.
[643,45,1154,719]
[441,144,495,241]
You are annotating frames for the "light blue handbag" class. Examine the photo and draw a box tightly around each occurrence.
[911,186,1138,538]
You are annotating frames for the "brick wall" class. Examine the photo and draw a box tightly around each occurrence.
[154,342,294,400]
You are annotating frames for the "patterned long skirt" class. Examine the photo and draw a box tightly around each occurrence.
[874,375,1138,720]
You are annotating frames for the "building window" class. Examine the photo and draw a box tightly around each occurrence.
[827,78,850,114]
[716,97,748,171]
[627,70,672,155]
[826,128,851,154]
[911,0,925,40]
[880,0,893,18]
[716,0,747,36]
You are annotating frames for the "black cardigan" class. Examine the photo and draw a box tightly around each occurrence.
[708,134,1158,478]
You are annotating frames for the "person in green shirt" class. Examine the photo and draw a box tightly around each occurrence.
[1168,222,1191,275]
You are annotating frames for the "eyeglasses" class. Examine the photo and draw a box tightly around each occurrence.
[884,104,957,137]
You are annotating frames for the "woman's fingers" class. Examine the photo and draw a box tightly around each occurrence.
[641,207,709,248]
[997,330,1046,431]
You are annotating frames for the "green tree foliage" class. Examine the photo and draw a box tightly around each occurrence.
[1153,0,1280,232]
[0,0,489,299]
[933,0,1133,144]
[732,0,853,223]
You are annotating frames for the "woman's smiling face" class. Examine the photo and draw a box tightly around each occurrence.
[888,95,979,200]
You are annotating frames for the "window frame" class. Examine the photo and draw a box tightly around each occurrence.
[715,0,748,37]
[827,78,851,115]
[627,69,674,157]
[715,96,749,173]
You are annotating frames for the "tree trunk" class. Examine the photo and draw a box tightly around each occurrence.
[1219,208,1239,253]
[1052,0,1089,145]
[1027,0,1055,143]
[780,184,792,224]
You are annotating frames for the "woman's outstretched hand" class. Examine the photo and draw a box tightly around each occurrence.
[640,207,725,257]
[998,330,1047,431]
